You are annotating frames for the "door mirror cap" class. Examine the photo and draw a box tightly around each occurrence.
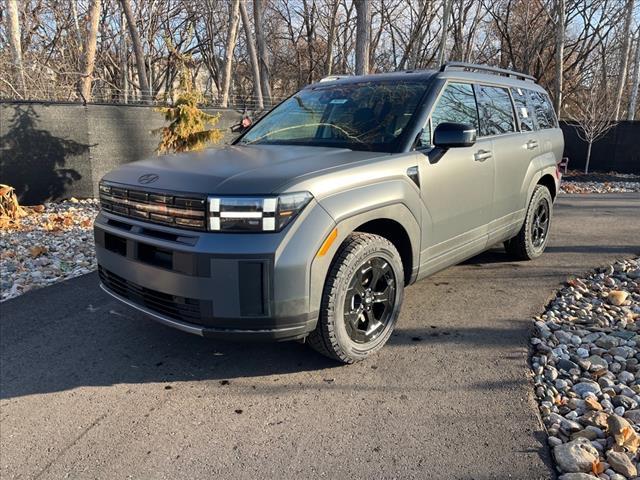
[433,122,477,149]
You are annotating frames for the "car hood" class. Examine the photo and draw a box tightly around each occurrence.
[102,144,389,195]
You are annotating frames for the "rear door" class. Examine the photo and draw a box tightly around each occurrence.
[476,84,537,244]
[417,82,494,273]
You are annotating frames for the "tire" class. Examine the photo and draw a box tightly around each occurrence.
[504,185,553,260]
[307,232,404,363]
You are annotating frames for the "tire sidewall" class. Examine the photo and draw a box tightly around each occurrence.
[329,242,404,361]
[524,186,553,259]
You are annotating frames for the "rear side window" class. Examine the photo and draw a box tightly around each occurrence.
[475,85,516,136]
[528,90,557,129]
[420,82,478,146]
[511,88,535,132]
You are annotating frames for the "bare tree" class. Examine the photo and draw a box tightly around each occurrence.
[6,0,25,96]
[437,0,453,66]
[78,0,102,103]
[627,31,640,120]
[613,0,635,120]
[119,0,151,103]
[354,0,370,75]
[239,0,263,110]
[221,0,240,108]
[553,0,566,116]
[567,85,618,173]
[253,0,272,106]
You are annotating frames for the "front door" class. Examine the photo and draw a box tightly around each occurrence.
[416,82,495,275]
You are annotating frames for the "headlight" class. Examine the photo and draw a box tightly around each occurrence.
[208,192,313,232]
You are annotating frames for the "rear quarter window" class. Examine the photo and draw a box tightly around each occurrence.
[511,88,535,132]
[475,85,516,136]
[528,90,558,129]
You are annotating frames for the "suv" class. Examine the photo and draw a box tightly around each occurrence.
[95,62,563,363]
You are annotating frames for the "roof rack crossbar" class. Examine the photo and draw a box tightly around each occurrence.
[440,62,536,82]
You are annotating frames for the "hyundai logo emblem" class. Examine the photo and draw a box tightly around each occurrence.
[138,173,159,185]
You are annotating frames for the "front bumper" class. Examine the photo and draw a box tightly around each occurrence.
[94,200,335,341]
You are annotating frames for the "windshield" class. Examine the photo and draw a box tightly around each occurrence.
[237,81,428,152]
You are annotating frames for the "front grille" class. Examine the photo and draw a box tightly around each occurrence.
[99,183,207,231]
[99,266,212,324]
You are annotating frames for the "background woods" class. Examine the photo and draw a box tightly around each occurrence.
[0,0,639,120]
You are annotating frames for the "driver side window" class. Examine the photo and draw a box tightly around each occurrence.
[419,82,478,148]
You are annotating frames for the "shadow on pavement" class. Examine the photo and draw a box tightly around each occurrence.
[0,271,535,400]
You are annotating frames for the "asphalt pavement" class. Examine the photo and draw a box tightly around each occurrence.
[1,193,639,480]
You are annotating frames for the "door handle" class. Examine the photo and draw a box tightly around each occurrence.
[526,140,539,150]
[474,149,492,162]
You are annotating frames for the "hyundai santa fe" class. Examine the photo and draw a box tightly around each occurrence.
[95,62,564,363]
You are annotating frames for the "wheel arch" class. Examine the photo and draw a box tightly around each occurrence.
[353,218,413,286]
[308,203,420,318]
[537,173,557,200]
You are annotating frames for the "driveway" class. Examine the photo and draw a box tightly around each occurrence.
[2,193,639,480]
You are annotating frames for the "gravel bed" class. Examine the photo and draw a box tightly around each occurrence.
[0,199,99,302]
[560,172,640,194]
[532,258,640,479]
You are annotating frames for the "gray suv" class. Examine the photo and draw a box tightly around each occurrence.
[95,62,563,363]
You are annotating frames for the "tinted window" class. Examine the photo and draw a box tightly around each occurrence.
[511,88,535,132]
[528,90,557,129]
[239,81,428,152]
[476,85,516,136]
[432,83,478,130]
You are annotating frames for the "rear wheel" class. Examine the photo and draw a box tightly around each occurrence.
[504,185,553,260]
[307,232,404,363]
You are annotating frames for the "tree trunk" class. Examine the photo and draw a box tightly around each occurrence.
[437,0,452,66]
[120,11,129,103]
[325,0,340,76]
[253,0,272,106]
[6,0,26,97]
[553,0,565,117]
[221,0,240,109]
[119,0,151,104]
[239,0,263,110]
[584,141,592,174]
[78,0,102,103]
[354,0,370,75]
[627,33,640,120]
[613,0,635,120]
[302,0,316,83]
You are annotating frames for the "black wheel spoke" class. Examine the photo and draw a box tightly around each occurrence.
[343,255,397,345]
[531,199,550,249]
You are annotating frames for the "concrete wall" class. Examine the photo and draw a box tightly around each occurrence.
[0,102,243,204]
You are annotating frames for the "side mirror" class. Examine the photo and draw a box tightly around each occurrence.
[433,122,476,149]
[231,115,252,133]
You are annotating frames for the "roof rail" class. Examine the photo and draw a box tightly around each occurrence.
[440,62,536,82]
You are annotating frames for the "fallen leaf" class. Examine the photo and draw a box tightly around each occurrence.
[591,459,605,475]
[81,218,93,227]
[29,246,47,258]
[585,396,603,411]
[608,290,629,306]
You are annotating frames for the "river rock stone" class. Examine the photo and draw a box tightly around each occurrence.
[554,438,600,473]
[623,409,640,423]
[606,450,637,477]
[574,381,602,397]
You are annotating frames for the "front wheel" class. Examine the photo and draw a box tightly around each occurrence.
[504,184,553,260]
[307,232,404,363]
